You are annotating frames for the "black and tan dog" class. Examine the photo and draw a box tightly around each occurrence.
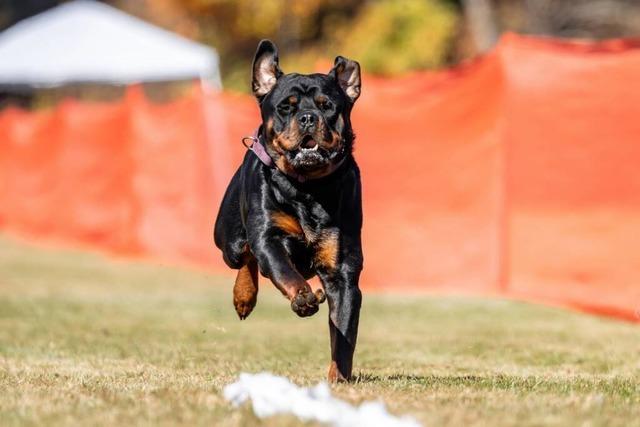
[214,40,363,382]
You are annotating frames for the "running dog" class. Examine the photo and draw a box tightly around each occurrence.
[214,40,363,382]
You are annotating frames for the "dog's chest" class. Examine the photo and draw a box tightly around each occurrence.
[297,213,340,272]
[271,184,340,271]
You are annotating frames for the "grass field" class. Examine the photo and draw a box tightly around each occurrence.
[1,236,639,426]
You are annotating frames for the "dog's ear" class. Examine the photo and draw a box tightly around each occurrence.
[329,56,361,103]
[252,40,283,99]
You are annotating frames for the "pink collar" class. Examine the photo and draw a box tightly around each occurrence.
[242,128,309,182]
[242,128,274,167]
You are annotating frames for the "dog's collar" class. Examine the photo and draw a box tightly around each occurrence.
[242,127,346,183]
[242,128,274,167]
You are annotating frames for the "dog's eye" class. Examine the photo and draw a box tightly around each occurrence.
[319,100,333,112]
[278,102,294,115]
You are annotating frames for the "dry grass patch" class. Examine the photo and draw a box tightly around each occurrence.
[0,236,639,426]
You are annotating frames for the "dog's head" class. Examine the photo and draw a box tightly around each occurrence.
[251,40,361,179]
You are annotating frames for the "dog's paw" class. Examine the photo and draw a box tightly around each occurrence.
[315,288,326,303]
[233,261,258,320]
[234,297,256,320]
[327,361,351,383]
[291,288,323,317]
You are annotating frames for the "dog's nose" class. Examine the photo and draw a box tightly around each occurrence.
[298,112,317,131]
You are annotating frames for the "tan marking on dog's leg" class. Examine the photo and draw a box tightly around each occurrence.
[271,211,304,236]
[233,256,259,320]
[327,361,348,383]
[315,230,339,270]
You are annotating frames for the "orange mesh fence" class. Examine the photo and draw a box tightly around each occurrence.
[353,51,504,293]
[0,33,639,321]
[499,35,640,320]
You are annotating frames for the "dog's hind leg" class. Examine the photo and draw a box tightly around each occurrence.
[233,254,259,320]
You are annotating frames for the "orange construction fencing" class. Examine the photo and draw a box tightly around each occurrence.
[0,33,639,321]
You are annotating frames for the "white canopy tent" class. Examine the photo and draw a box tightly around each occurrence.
[0,0,221,89]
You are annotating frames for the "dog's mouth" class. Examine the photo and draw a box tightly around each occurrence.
[288,134,328,170]
[270,128,344,176]
[300,134,319,151]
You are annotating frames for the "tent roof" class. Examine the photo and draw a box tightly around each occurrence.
[0,0,221,88]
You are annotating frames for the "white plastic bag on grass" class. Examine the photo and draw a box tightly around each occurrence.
[223,372,421,427]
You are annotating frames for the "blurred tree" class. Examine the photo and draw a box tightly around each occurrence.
[2,0,639,98]
[0,0,461,92]
[335,0,459,75]
[523,0,640,38]
[455,0,640,59]
[116,0,458,90]
[113,0,199,39]
[177,0,366,90]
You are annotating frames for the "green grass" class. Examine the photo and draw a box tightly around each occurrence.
[0,235,639,426]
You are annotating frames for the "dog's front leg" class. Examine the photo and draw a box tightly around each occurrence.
[320,268,362,383]
[252,236,322,317]
[318,236,363,383]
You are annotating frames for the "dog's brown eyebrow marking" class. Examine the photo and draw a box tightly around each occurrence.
[288,95,298,104]
[271,211,304,236]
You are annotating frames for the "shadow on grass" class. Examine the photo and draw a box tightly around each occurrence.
[351,372,638,396]
[352,372,482,385]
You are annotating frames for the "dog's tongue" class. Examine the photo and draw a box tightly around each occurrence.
[301,135,317,149]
